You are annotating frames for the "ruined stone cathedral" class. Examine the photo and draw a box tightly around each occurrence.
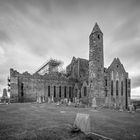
[10,23,131,109]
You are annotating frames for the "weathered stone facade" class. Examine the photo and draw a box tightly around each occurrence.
[10,69,74,103]
[89,23,105,106]
[9,23,131,109]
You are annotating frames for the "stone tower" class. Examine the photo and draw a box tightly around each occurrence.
[89,23,105,106]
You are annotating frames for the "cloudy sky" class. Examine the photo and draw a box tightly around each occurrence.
[0,0,140,98]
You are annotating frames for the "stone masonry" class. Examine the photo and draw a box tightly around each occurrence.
[9,23,131,109]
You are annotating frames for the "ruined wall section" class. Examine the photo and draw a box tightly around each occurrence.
[10,68,75,102]
[10,68,20,102]
[66,57,89,90]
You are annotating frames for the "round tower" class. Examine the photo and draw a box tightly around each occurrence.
[89,23,105,106]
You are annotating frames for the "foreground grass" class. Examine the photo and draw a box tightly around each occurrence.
[0,103,140,140]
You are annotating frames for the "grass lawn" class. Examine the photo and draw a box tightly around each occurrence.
[0,103,140,140]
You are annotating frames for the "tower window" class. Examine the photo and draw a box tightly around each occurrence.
[98,34,100,39]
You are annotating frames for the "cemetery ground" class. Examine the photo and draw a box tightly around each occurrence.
[0,103,140,140]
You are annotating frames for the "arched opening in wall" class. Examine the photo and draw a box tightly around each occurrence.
[54,86,56,97]
[75,89,77,97]
[79,90,81,98]
[98,34,100,40]
[21,83,24,97]
[48,86,50,97]
[84,87,87,96]
[116,80,119,96]
[105,79,107,86]
[105,90,107,97]
[111,80,113,96]
[121,81,123,96]
[19,83,24,103]
[59,86,61,98]
[69,87,72,99]
[64,86,67,98]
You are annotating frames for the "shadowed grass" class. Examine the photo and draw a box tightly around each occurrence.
[0,103,140,140]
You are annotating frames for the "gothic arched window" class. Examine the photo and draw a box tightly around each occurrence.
[64,86,67,98]
[121,81,123,96]
[48,86,50,97]
[84,87,87,96]
[59,86,61,97]
[116,80,119,96]
[98,34,100,40]
[111,81,113,96]
[54,86,56,97]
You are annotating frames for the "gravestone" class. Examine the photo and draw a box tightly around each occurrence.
[92,97,97,109]
[119,105,123,112]
[42,96,45,102]
[128,104,134,113]
[48,97,51,103]
[68,100,71,106]
[38,96,41,103]
[73,113,91,134]
[36,97,39,103]
[51,95,54,103]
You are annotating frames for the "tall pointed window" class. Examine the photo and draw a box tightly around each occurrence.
[69,87,71,98]
[21,83,24,97]
[48,86,50,97]
[111,81,113,96]
[54,86,56,97]
[116,80,119,96]
[59,86,61,98]
[105,90,107,97]
[84,87,87,96]
[121,81,123,96]
[75,89,77,97]
[105,79,107,86]
[64,86,67,98]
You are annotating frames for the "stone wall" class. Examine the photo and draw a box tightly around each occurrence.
[106,58,131,109]
[10,68,75,102]
[66,57,88,82]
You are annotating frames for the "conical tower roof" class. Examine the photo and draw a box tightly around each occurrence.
[91,22,103,34]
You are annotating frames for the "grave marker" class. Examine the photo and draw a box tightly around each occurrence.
[73,113,91,134]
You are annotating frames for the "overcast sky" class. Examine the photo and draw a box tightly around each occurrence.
[0,0,140,98]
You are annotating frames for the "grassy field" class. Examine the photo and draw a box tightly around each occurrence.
[0,103,140,140]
